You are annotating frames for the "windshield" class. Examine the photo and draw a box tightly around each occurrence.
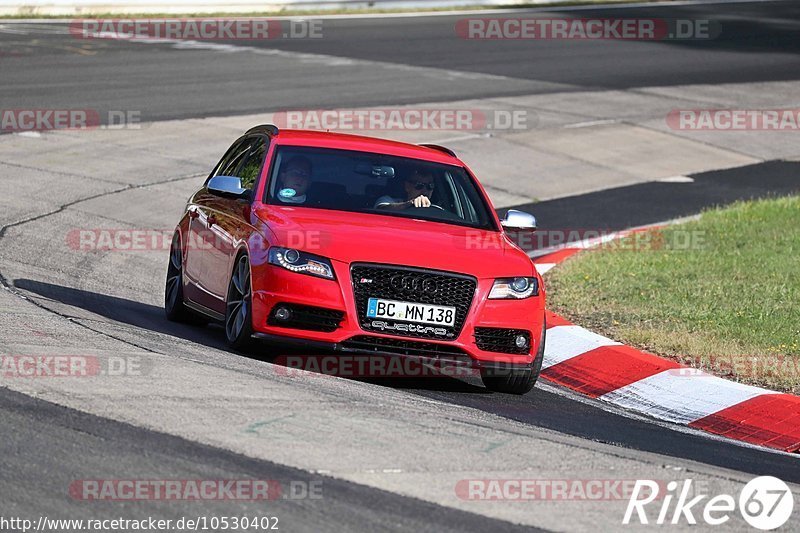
[265,146,497,230]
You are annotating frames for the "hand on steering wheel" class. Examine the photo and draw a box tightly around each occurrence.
[410,195,431,208]
[410,195,443,209]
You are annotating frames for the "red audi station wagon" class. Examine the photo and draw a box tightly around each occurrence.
[165,125,545,393]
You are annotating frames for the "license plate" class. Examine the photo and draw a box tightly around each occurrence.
[366,298,456,327]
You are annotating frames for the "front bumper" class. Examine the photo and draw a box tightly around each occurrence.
[251,332,533,373]
[250,262,545,366]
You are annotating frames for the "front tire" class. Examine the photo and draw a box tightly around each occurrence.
[165,232,193,322]
[225,253,254,350]
[481,321,546,395]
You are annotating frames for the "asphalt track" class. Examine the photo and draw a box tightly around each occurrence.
[0,387,538,533]
[0,1,798,122]
[504,160,800,231]
[1,1,800,531]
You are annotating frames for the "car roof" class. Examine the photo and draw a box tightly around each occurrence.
[269,129,463,166]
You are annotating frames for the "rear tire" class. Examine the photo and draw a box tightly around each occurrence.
[481,320,546,395]
[225,253,254,350]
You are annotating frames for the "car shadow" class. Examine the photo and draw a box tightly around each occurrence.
[14,277,231,351]
[13,278,488,394]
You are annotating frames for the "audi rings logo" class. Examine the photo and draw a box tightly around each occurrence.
[390,274,438,295]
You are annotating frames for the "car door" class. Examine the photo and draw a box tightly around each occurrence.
[210,135,269,310]
[184,137,251,314]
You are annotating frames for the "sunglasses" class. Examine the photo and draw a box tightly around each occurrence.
[407,180,435,191]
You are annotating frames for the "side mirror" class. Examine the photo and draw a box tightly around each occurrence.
[501,209,537,231]
[208,175,250,200]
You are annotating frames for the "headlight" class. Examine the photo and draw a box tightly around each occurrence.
[268,247,335,280]
[488,277,538,299]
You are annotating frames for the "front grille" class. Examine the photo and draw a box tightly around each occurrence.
[268,303,345,332]
[351,264,477,340]
[474,327,530,354]
[342,335,469,359]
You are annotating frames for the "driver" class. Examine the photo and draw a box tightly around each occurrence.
[374,169,435,210]
[276,156,312,204]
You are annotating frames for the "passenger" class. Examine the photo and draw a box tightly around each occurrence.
[276,156,312,204]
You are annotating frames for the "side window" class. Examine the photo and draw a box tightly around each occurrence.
[208,138,246,182]
[219,140,252,178]
[237,137,268,191]
[209,141,242,178]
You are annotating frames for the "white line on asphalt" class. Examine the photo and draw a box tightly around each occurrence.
[563,119,619,129]
[0,24,30,34]
[425,132,488,144]
[120,34,523,82]
[656,175,695,183]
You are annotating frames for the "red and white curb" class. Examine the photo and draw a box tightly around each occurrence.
[533,236,800,454]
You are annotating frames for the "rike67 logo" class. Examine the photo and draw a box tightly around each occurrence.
[624,476,794,529]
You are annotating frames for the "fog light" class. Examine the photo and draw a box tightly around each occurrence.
[274,306,292,322]
[515,335,528,349]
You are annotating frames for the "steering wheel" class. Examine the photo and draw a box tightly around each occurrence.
[404,205,463,223]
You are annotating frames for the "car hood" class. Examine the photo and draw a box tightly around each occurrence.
[255,205,535,278]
